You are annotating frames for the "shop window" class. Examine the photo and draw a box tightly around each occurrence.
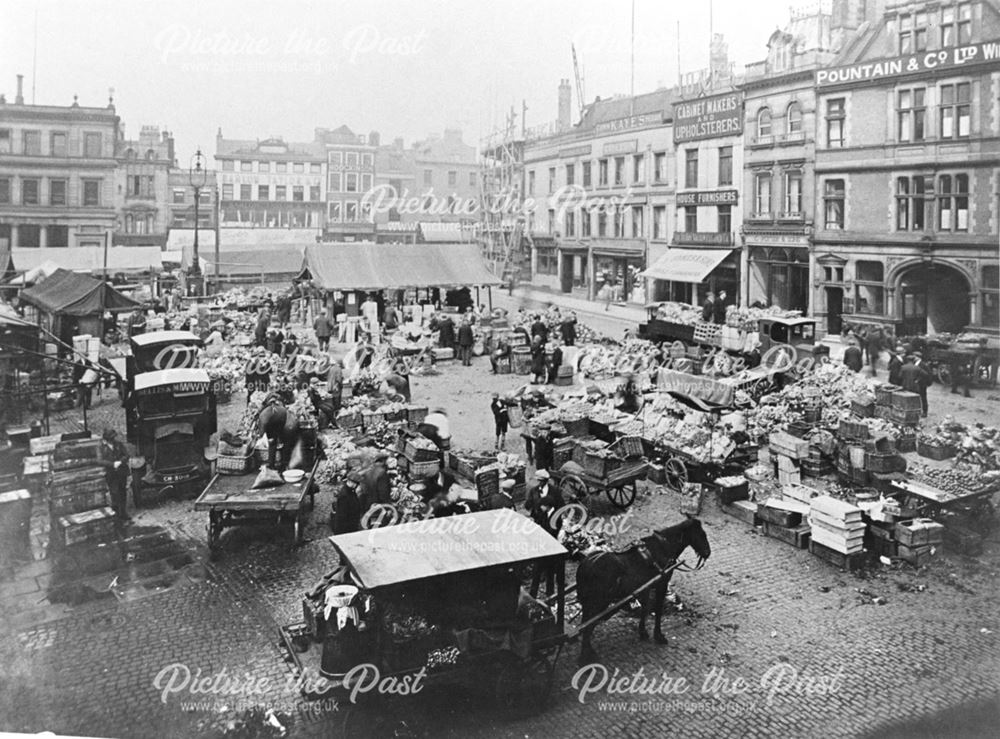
[631,205,643,238]
[897,88,926,142]
[565,211,575,237]
[896,176,928,231]
[757,108,772,139]
[598,159,609,186]
[824,179,845,229]
[582,161,592,187]
[684,206,697,233]
[718,205,732,234]
[854,261,884,315]
[614,157,625,186]
[899,11,928,54]
[654,152,667,183]
[826,98,845,147]
[754,172,772,216]
[940,83,971,139]
[50,179,67,206]
[937,174,969,232]
[566,163,575,186]
[786,102,803,135]
[942,3,972,46]
[581,209,592,237]
[653,205,666,240]
[536,249,558,276]
[633,154,644,184]
[685,149,698,188]
[783,170,802,215]
[718,146,733,186]
[983,265,999,328]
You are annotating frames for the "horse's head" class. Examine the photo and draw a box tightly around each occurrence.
[653,518,711,568]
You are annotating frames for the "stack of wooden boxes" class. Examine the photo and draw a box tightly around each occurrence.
[769,431,809,488]
[895,518,945,566]
[48,438,115,549]
[759,483,814,549]
[888,389,922,426]
[808,495,865,567]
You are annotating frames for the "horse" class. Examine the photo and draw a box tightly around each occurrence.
[256,391,300,470]
[575,517,711,664]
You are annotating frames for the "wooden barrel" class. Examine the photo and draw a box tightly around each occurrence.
[512,346,532,375]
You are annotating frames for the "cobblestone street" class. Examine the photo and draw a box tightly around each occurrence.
[1,353,999,738]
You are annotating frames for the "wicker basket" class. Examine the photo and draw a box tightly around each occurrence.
[917,440,955,461]
[851,399,875,418]
[583,451,622,478]
[407,406,429,426]
[865,451,898,473]
[218,451,254,475]
[896,434,917,454]
[407,458,440,479]
[874,384,898,406]
[610,435,644,460]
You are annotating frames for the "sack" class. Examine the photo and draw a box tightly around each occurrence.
[252,466,284,489]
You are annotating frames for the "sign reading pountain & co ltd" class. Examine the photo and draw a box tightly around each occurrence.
[673,92,743,143]
[816,38,1000,86]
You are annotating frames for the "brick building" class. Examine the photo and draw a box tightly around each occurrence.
[114,125,174,248]
[812,0,1000,336]
[215,131,326,231]
[0,77,120,251]
[316,125,376,242]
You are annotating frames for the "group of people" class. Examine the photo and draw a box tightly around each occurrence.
[701,291,730,325]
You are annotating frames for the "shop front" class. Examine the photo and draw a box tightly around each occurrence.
[557,241,589,295]
[746,233,811,314]
[641,246,740,307]
[589,239,646,304]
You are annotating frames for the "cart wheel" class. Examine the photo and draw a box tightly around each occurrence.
[559,474,588,504]
[606,481,636,509]
[665,457,688,492]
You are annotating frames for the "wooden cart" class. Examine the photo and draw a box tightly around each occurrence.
[194,458,320,552]
[552,458,648,510]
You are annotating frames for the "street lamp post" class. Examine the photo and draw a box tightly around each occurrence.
[189,148,207,296]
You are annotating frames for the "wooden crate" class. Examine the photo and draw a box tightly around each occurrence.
[889,408,922,426]
[897,543,939,566]
[49,487,109,516]
[762,521,811,549]
[917,441,955,461]
[874,384,899,406]
[838,420,870,441]
[896,518,945,547]
[865,452,899,473]
[720,499,759,525]
[890,390,922,411]
[57,507,116,547]
[809,539,867,571]
[712,480,749,504]
[769,432,810,460]
[851,399,875,418]
[758,504,802,528]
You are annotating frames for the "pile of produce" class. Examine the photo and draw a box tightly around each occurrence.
[652,302,703,325]
[383,609,437,642]
[426,646,460,671]
[558,523,608,558]
[908,463,1000,495]
[724,305,801,332]
[199,345,255,391]
[578,339,660,379]
[511,307,604,345]
[919,420,1000,470]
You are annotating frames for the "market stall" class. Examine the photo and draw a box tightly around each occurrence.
[18,268,139,344]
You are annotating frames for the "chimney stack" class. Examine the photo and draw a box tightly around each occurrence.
[15,75,24,105]
[558,79,572,131]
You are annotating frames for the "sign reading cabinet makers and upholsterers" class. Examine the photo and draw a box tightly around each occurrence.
[673,92,743,143]
[816,38,1000,86]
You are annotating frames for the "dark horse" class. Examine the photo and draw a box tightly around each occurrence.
[257,391,300,470]
[575,517,711,664]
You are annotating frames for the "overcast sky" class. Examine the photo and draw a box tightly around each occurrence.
[2,0,795,163]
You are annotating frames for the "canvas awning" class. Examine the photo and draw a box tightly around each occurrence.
[301,243,501,291]
[11,247,163,277]
[195,248,307,276]
[19,268,139,316]
[641,248,735,284]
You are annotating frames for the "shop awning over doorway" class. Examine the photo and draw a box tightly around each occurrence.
[299,243,501,291]
[641,248,734,284]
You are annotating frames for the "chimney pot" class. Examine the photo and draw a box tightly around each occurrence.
[15,74,24,105]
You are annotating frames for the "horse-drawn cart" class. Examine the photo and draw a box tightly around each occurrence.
[194,457,320,552]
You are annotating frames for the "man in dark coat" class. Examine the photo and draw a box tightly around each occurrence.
[560,313,578,346]
[701,292,716,323]
[331,473,362,534]
[547,343,563,384]
[313,310,333,352]
[900,353,932,416]
[359,453,392,513]
[530,336,546,384]
[101,428,130,521]
[457,318,475,366]
[887,345,905,386]
[437,314,456,349]
[866,327,884,376]
[949,344,976,398]
[254,310,270,347]
[275,292,292,328]
[713,290,728,324]
[530,315,549,345]
[843,341,863,373]
[491,392,510,449]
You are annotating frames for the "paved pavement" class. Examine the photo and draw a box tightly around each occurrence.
[1,331,999,738]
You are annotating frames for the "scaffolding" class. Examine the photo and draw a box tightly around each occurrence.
[478,105,529,285]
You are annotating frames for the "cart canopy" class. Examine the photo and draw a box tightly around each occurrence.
[329,509,568,591]
[134,368,211,393]
[19,268,139,316]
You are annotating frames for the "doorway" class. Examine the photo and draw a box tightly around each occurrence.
[899,263,969,335]
[560,254,574,293]
[825,287,843,334]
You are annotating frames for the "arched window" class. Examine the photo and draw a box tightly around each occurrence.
[757,108,772,138]
[124,148,136,160]
[146,149,155,160]
[786,102,803,135]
